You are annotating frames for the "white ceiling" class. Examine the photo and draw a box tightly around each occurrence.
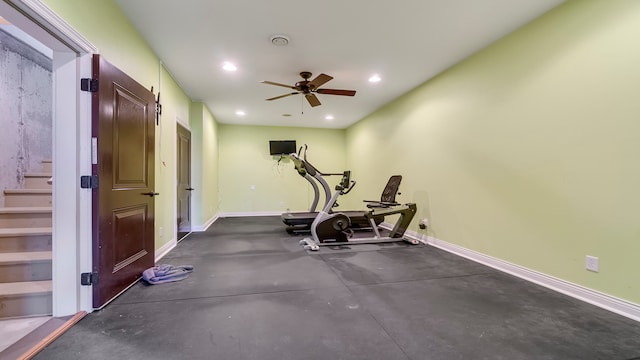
[114,0,564,129]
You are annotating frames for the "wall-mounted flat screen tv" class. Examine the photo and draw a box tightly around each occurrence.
[269,140,297,156]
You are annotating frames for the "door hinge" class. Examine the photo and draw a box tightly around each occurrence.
[80,175,99,189]
[80,272,99,286]
[81,78,98,92]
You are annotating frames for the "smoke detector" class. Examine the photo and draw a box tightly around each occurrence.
[270,34,290,46]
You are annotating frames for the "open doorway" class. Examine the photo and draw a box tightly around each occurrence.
[0,16,54,351]
[0,0,97,352]
[0,13,54,301]
[176,123,192,241]
[0,0,97,328]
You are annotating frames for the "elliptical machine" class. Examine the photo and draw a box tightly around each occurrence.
[299,171,419,251]
[282,145,383,233]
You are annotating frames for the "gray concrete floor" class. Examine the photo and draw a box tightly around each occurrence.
[35,216,640,360]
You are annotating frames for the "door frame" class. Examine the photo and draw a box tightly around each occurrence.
[175,118,192,242]
[2,0,97,315]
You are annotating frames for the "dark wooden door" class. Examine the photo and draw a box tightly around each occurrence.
[92,54,155,308]
[176,124,192,241]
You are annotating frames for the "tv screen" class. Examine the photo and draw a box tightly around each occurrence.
[269,140,296,156]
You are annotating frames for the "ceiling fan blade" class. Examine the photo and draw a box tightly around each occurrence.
[266,92,298,101]
[305,94,321,107]
[307,73,333,90]
[261,80,297,90]
[316,88,357,96]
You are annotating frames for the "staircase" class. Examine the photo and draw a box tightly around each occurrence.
[0,160,52,318]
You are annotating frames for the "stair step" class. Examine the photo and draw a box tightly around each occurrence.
[3,189,52,207]
[0,207,52,227]
[0,252,52,283]
[0,228,52,253]
[0,281,52,296]
[0,281,52,318]
[40,160,52,173]
[24,173,52,189]
[0,207,52,214]
[0,251,52,264]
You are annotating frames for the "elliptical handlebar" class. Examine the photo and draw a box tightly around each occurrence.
[343,180,356,195]
[336,171,355,195]
[300,144,345,177]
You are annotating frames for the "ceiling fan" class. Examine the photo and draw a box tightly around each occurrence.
[261,71,356,107]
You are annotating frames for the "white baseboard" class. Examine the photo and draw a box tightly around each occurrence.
[191,212,280,232]
[382,223,640,323]
[155,237,176,263]
[192,213,220,232]
[218,211,281,217]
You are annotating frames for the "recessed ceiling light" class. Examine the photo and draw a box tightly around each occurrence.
[235,110,245,116]
[325,115,334,120]
[368,74,381,83]
[223,62,237,72]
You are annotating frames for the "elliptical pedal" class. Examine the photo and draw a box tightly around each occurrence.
[405,237,420,245]
[300,238,320,251]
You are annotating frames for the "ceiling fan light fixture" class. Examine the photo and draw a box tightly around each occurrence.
[368,74,381,83]
[325,115,334,120]
[270,34,290,46]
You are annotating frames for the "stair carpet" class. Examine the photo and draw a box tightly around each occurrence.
[0,160,53,318]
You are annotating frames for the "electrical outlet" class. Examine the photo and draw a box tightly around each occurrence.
[586,255,599,272]
[422,218,429,226]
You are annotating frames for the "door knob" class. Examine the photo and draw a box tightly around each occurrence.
[186,188,195,191]
[142,192,160,197]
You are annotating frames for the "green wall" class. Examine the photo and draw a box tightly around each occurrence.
[201,106,219,222]
[156,66,191,245]
[190,102,220,226]
[42,0,639,306]
[42,0,157,87]
[41,0,215,249]
[345,0,640,304]
[217,125,346,213]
